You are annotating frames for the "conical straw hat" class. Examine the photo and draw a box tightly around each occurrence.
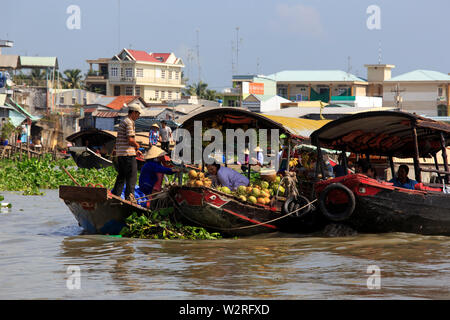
[144,146,167,160]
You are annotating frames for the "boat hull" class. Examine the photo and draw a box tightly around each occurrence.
[59,185,165,235]
[315,174,450,235]
[169,186,282,237]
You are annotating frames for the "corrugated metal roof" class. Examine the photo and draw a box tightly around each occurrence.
[266,70,366,83]
[386,70,450,82]
[0,55,20,69]
[93,111,118,118]
[260,114,330,138]
[19,56,58,68]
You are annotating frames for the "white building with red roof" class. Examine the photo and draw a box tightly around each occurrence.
[85,48,185,104]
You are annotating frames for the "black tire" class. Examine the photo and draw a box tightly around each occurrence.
[319,183,355,222]
[283,195,312,218]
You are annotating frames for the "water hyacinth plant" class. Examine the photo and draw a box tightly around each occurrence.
[120,209,222,240]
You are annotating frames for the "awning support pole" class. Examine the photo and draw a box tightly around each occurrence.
[411,124,422,183]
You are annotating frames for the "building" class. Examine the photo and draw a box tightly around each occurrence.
[85,49,185,104]
[80,95,147,131]
[382,69,450,116]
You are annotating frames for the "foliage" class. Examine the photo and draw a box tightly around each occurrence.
[63,69,83,89]
[183,81,221,101]
[120,210,222,240]
[0,118,17,140]
[0,154,116,195]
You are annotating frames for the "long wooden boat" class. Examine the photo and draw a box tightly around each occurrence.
[168,185,323,237]
[310,111,450,236]
[59,185,168,235]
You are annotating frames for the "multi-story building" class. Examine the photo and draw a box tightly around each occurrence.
[382,69,450,116]
[85,48,185,104]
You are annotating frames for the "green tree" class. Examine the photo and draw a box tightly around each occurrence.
[63,69,83,89]
[183,81,220,101]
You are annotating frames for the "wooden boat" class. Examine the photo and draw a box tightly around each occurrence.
[66,129,116,169]
[168,185,323,237]
[66,128,146,170]
[59,185,168,235]
[310,111,450,236]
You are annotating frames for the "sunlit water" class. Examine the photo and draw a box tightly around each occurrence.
[0,190,449,299]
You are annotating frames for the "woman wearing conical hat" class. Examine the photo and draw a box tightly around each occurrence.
[138,146,180,196]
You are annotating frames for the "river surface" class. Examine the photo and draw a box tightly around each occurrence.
[0,189,449,300]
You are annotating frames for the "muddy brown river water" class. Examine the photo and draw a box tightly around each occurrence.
[0,190,449,299]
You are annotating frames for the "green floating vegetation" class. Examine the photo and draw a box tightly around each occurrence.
[0,154,117,195]
[0,195,4,201]
[120,208,222,240]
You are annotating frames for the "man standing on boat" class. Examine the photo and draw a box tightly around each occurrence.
[111,103,143,203]
[159,120,172,153]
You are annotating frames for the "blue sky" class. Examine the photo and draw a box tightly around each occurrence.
[3,0,449,91]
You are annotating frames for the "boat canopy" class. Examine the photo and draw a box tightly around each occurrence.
[179,107,329,140]
[66,128,116,146]
[310,111,450,158]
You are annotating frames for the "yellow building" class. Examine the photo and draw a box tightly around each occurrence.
[85,48,185,104]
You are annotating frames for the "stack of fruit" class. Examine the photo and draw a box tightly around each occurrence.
[289,158,298,168]
[186,170,212,188]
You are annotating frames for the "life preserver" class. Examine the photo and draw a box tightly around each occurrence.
[319,183,355,222]
[283,195,312,218]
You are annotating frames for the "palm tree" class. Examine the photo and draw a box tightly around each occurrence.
[63,69,83,89]
[183,81,210,98]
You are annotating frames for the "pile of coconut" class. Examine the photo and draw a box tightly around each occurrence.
[186,170,212,188]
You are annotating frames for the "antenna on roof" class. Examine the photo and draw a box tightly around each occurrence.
[196,29,201,83]
[117,0,121,51]
[378,40,382,64]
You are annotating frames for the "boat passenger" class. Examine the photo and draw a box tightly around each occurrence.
[389,164,418,190]
[139,146,179,196]
[206,163,249,191]
[148,123,161,148]
[159,120,172,153]
[111,103,143,203]
[355,159,376,179]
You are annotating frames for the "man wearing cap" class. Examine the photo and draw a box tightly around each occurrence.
[111,103,143,203]
[139,146,179,196]
[148,123,161,148]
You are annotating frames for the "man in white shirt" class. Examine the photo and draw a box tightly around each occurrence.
[159,120,172,153]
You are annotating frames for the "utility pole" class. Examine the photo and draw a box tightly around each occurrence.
[391,84,405,110]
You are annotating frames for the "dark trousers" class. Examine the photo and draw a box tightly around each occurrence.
[112,156,137,200]
[161,141,170,152]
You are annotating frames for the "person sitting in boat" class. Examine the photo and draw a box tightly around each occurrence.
[389,164,418,190]
[139,146,180,196]
[206,163,249,191]
[355,159,376,179]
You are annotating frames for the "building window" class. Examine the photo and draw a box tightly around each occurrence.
[126,86,133,95]
[72,97,76,104]
[111,67,118,77]
[125,68,133,77]
[155,90,159,99]
[168,91,172,99]
[175,71,179,80]
[438,87,444,97]
[135,86,141,96]
[161,91,165,99]
[83,97,87,105]
[59,96,64,104]
[161,70,166,79]
[136,68,143,77]
[168,70,172,80]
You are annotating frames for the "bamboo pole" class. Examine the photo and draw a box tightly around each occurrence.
[411,124,422,183]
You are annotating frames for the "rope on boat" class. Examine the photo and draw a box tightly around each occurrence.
[170,194,318,232]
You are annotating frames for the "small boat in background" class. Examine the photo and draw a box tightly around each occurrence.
[66,128,147,169]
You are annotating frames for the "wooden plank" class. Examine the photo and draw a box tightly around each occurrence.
[59,185,108,202]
